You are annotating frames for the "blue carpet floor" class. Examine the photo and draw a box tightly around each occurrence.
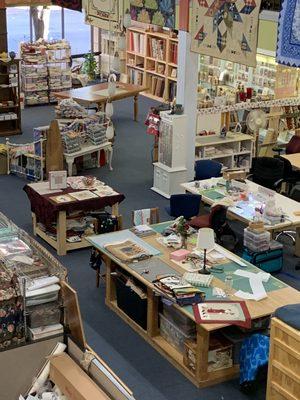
[0,96,299,400]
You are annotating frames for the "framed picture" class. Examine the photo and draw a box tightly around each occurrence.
[193,300,251,328]
[49,170,67,190]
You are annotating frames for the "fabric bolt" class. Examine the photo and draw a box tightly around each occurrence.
[23,184,125,228]
[190,0,261,67]
[276,0,300,67]
[239,334,270,384]
[130,0,176,29]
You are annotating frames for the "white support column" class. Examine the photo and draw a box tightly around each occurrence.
[177,30,198,181]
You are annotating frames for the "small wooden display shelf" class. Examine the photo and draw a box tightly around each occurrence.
[126,27,178,103]
[0,59,21,137]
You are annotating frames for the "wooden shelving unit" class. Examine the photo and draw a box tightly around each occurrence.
[0,58,21,137]
[126,27,178,103]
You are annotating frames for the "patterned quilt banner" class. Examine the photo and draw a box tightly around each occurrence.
[130,0,176,29]
[190,0,261,67]
[276,0,300,67]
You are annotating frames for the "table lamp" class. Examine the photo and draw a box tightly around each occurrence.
[196,228,215,275]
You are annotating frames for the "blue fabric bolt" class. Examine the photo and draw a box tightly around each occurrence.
[239,334,270,384]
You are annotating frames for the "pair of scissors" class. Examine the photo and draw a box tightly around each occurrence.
[209,266,224,273]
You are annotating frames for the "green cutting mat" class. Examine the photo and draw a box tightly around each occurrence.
[199,189,225,201]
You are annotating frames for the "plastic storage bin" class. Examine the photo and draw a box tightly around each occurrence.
[162,300,196,336]
[159,313,195,353]
[243,227,271,252]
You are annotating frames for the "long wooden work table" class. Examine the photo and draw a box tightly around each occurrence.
[182,178,300,257]
[87,223,300,388]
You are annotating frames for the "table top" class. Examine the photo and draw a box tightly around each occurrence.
[64,142,112,158]
[87,222,300,331]
[282,153,300,170]
[182,178,300,230]
[24,181,125,227]
[53,82,147,104]
[195,133,253,147]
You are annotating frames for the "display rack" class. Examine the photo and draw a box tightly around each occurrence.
[126,27,178,103]
[0,58,21,136]
[20,40,72,106]
[195,134,254,171]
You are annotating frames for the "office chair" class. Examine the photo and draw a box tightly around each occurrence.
[165,194,202,220]
[189,205,237,245]
[273,135,300,155]
[194,160,222,181]
[274,155,300,195]
[276,185,300,246]
[249,157,285,191]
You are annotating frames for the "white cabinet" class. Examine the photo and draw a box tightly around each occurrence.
[152,163,187,199]
[152,112,188,198]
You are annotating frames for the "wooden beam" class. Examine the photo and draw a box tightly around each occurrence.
[0,8,7,53]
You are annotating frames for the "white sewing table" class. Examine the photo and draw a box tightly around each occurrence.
[182,178,300,256]
[64,141,113,176]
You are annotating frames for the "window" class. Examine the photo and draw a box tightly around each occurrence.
[7,6,91,56]
[7,7,30,53]
[64,9,91,55]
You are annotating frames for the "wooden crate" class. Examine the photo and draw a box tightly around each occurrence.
[267,317,300,400]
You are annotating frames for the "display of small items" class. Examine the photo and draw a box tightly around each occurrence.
[61,113,109,154]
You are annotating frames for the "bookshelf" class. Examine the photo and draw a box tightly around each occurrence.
[0,58,21,137]
[126,27,178,103]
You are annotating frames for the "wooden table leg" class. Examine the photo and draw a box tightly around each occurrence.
[105,257,117,303]
[111,203,119,216]
[134,95,138,121]
[32,212,37,236]
[195,324,210,383]
[57,211,67,256]
[147,288,159,337]
[295,226,300,257]
[66,158,74,177]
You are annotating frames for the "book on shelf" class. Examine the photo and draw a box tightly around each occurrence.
[169,42,178,64]
[128,31,145,55]
[149,38,164,60]
[128,68,143,86]
[168,81,177,102]
[149,75,165,98]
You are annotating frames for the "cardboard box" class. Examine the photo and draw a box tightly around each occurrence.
[50,353,110,400]
[223,169,247,181]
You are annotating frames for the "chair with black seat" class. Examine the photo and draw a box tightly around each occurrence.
[276,184,300,247]
[189,205,237,245]
[165,194,202,219]
[249,157,285,191]
[195,160,223,181]
[274,155,300,195]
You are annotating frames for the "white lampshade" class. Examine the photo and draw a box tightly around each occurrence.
[105,101,114,117]
[197,228,215,251]
[106,123,114,140]
[123,9,131,28]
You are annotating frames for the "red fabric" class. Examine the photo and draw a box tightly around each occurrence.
[99,149,106,166]
[189,214,210,229]
[24,184,125,229]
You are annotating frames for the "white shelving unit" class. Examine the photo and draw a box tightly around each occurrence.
[152,111,187,198]
[195,133,254,171]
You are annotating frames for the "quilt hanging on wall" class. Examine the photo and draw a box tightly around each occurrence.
[85,0,123,31]
[276,0,300,67]
[130,0,176,29]
[190,0,262,67]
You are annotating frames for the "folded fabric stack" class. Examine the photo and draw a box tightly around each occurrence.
[61,130,81,154]
[153,275,205,306]
[86,123,107,145]
[55,98,88,119]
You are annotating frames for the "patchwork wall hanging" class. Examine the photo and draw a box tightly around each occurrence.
[130,0,176,29]
[276,0,300,67]
[190,0,262,67]
[85,0,123,31]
